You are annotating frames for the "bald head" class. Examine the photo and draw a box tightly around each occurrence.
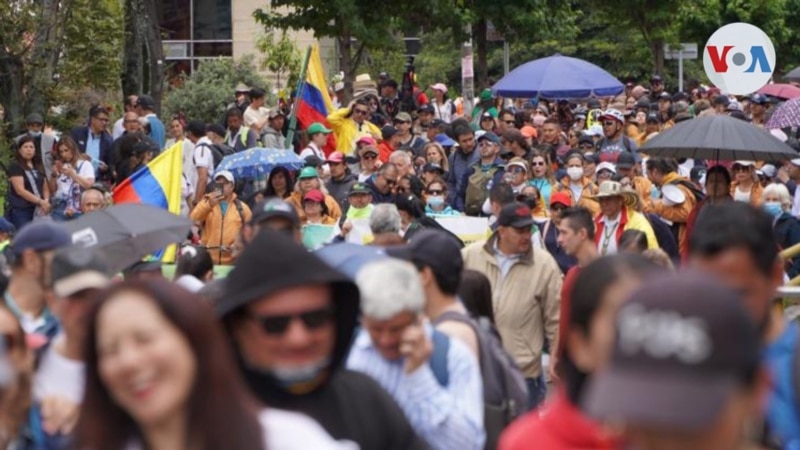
[81,189,106,213]
[123,111,141,133]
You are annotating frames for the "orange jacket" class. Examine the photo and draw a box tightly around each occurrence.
[730,181,763,207]
[377,141,395,163]
[651,172,697,256]
[190,194,252,265]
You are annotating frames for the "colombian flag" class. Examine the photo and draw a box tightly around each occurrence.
[297,45,337,155]
[113,142,183,261]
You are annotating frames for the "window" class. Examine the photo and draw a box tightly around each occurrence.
[158,0,233,73]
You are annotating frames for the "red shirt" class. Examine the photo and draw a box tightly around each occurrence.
[499,390,620,450]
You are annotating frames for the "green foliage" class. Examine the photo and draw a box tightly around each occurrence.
[257,31,303,90]
[361,39,407,83]
[162,56,270,124]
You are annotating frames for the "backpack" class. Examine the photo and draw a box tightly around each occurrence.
[431,311,529,450]
[195,142,236,169]
[465,165,500,216]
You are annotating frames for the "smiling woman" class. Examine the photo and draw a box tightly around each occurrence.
[73,279,351,450]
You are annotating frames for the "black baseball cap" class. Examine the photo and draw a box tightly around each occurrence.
[349,182,371,196]
[50,248,111,298]
[496,202,534,228]
[583,272,761,432]
[386,229,463,280]
[645,112,660,123]
[11,219,71,257]
[422,163,445,174]
[135,95,156,110]
[616,151,636,170]
[249,198,300,227]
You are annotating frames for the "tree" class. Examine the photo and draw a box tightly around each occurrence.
[162,56,270,124]
[0,0,123,135]
[253,0,440,99]
[256,31,303,91]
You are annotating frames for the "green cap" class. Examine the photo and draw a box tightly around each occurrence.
[307,122,332,135]
[480,88,493,102]
[298,167,319,179]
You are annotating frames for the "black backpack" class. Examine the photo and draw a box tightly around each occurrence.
[431,311,528,450]
[195,142,236,169]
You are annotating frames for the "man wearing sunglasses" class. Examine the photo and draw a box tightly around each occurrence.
[596,109,637,162]
[220,229,425,450]
[365,162,399,204]
[327,98,382,156]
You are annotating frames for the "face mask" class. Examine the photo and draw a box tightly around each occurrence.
[268,357,331,389]
[427,196,444,208]
[522,196,537,210]
[764,201,783,218]
[28,131,42,138]
[567,167,584,181]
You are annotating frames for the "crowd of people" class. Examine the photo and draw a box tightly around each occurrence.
[1,69,800,449]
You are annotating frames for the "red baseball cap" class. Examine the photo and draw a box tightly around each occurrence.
[303,189,325,203]
[326,151,345,163]
[550,191,572,207]
[356,136,376,147]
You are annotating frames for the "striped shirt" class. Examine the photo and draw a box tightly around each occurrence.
[346,325,485,450]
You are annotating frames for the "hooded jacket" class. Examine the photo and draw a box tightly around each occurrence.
[499,390,619,450]
[219,229,425,450]
[326,173,358,212]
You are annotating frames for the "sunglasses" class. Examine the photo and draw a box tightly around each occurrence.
[602,121,617,127]
[362,154,377,160]
[428,189,444,195]
[531,161,546,167]
[551,204,567,212]
[732,165,750,172]
[508,167,526,174]
[353,109,369,116]
[383,177,398,186]
[252,307,334,336]
[503,120,515,125]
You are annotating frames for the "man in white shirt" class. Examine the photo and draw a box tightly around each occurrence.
[244,88,271,137]
[347,259,485,450]
[35,248,111,436]
[186,121,215,205]
[111,95,138,140]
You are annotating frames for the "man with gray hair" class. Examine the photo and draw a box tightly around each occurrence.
[347,259,485,450]
[369,203,403,245]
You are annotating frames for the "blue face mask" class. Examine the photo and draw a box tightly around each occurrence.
[28,130,42,138]
[764,201,783,218]
[427,196,444,208]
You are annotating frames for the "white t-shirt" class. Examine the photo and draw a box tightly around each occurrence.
[244,106,270,130]
[598,213,621,256]
[193,137,216,178]
[733,186,752,203]
[33,336,86,404]
[55,160,95,200]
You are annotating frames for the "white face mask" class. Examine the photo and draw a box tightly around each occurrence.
[567,167,584,181]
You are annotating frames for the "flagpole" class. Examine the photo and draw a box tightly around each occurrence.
[285,45,313,150]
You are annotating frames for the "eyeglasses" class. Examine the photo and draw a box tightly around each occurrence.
[531,161,546,167]
[428,189,444,195]
[503,120,515,125]
[252,307,334,335]
[383,177,398,186]
[602,121,617,127]
[362,154,377,160]
[96,117,110,123]
[353,109,369,116]
[508,167,526,174]
[551,204,567,212]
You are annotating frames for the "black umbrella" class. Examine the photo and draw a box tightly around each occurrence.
[640,115,797,162]
[64,204,192,274]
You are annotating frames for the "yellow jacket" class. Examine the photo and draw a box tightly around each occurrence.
[461,233,562,378]
[556,176,600,216]
[190,194,252,265]
[595,206,658,253]
[327,107,382,155]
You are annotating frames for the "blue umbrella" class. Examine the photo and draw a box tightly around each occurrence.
[216,147,304,180]
[316,243,388,280]
[491,54,624,99]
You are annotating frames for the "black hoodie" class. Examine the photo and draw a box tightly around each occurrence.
[219,229,425,450]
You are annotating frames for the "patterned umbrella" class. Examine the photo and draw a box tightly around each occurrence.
[216,147,304,180]
[766,97,800,129]
[757,83,800,100]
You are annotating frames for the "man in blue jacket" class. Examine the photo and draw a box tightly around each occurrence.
[445,119,480,211]
[134,94,165,149]
[69,105,114,183]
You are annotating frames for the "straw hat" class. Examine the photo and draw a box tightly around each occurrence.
[595,180,641,210]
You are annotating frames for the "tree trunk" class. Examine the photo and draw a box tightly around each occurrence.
[652,39,665,77]
[122,0,142,97]
[339,32,353,103]
[475,19,489,91]
[25,0,66,118]
[0,54,26,135]
[142,0,164,113]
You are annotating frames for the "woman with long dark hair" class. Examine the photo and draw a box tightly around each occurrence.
[73,279,352,449]
[264,166,292,199]
[47,136,94,221]
[499,254,661,450]
[7,135,50,228]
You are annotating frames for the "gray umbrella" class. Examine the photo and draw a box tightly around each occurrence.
[63,203,192,274]
[785,66,800,83]
[640,115,797,162]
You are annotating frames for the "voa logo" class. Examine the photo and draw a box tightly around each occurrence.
[703,22,776,96]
